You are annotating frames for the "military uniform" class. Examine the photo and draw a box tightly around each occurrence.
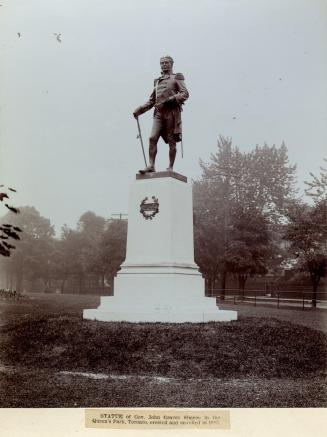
[134,72,189,172]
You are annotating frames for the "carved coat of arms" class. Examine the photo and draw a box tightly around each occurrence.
[140,196,159,220]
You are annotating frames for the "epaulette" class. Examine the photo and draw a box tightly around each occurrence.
[175,73,185,80]
[154,78,160,86]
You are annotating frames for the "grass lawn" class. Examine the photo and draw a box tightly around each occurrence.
[219,301,327,334]
[0,293,326,407]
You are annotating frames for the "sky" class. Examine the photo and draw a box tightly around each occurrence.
[1,0,326,235]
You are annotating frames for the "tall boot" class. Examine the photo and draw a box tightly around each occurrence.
[139,143,157,174]
[167,143,176,171]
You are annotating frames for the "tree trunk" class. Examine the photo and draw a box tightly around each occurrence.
[238,274,248,297]
[312,279,320,308]
[206,276,214,296]
[5,270,11,289]
[78,275,84,294]
[220,269,226,301]
[211,277,216,296]
[310,271,321,308]
[204,277,209,295]
[16,271,23,293]
[61,278,67,294]
[101,273,105,293]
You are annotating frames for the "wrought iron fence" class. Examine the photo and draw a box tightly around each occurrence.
[211,288,327,310]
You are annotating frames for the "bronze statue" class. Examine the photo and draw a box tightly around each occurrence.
[133,56,189,173]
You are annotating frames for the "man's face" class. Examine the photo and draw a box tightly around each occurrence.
[160,58,172,73]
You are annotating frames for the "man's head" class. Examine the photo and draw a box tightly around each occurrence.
[160,56,173,74]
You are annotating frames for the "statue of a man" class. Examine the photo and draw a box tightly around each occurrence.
[133,56,189,173]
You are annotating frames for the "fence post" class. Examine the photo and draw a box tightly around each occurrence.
[254,290,257,307]
[302,291,305,311]
[277,292,280,309]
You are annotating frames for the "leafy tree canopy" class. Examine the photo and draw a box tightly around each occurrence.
[193,136,297,292]
[0,186,22,257]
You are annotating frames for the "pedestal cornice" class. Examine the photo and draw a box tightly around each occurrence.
[136,171,187,183]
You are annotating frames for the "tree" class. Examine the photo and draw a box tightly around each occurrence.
[96,219,127,289]
[284,200,327,307]
[224,208,270,294]
[194,137,242,295]
[305,158,327,201]
[54,213,127,294]
[52,226,86,293]
[53,212,107,294]
[193,136,296,296]
[77,211,107,291]
[0,206,55,291]
[245,142,297,219]
[283,161,327,307]
[0,186,22,257]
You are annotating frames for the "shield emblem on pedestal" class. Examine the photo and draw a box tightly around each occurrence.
[140,196,159,220]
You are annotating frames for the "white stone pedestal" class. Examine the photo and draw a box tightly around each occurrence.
[83,171,237,323]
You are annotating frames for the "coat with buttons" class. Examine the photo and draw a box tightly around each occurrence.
[135,73,189,143]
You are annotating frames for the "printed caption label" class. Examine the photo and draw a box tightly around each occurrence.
[85,408,230,429]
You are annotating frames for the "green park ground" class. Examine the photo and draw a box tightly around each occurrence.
[0,292,326,408]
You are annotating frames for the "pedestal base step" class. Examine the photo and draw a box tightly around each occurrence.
[83,308,237,323]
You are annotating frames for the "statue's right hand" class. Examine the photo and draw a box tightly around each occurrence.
[133,107,142,118]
